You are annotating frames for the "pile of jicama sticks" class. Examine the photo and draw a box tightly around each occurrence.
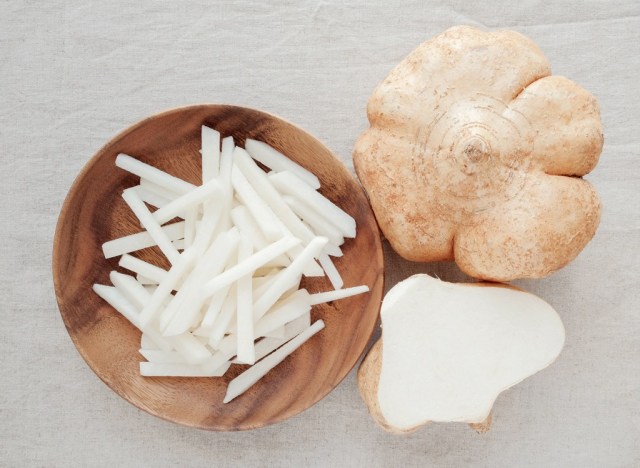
[93,126,369,403]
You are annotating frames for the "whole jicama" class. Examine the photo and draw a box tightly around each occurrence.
[353,26,603,281]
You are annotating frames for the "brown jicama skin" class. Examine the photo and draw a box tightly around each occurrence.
[353,26,603,281]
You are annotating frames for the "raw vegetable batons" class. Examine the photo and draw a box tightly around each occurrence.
[353,26,603,281]
[357,275,565,434]
[93,126,369,404]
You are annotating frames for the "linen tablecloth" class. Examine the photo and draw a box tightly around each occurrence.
[2,1,638,466]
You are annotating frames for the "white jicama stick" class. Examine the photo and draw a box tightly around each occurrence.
[172,238,185,250]
[199,284,231,335]
[317,253,343,290]
[214,137,235,234]
[122,188,180,264]
[283,274,303,300]
[116,154,195,195]
[284,195,345,246]
[152,178,221,225]
[231,159,283,241]
[287,311,312,333]
[253,289,311,338]
[219,136,235,199]
[201,125,220,181]
[235,234,255,365]
[139,349,184,364]
[230,205,291,268]
[102,221,185,259]
[137,274,158,285]
[140,361,230,377]
[269,171,355,238]
[234,148,318,244]
[162,228,240,335]
[183,207,197,248]
[263,325,286,339]
[201,236,301,299]
[135,185,172,209]
[119,254,168,284]
[309,285,370,305]
[109,271,150,310]
[223,320,325,403]
[168,333,212,365]
[208,285,237,349]
[191,200,223,254]
[253,237,328,320]
[140,178,181,201]
[244,139,320,189]
[139,249,198,328]
[141,333,160,350]
[252,273,279,300]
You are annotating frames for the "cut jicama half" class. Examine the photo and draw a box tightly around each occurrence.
[358,275,565,434]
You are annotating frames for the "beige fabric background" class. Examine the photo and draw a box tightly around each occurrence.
[1,1,638,467]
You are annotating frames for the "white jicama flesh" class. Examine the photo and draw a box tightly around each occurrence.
[235,233,255,365]
[93,126,368,403]
[244,138,320,189]
[116,154,195,195]
[201,125,220,182]
[119,254,168,284]
[269,171,356,238]
[139,178,181,201]
[122,188,181,264]
[375,275,565,431]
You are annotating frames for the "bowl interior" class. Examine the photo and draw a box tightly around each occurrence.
[52,104,384,430]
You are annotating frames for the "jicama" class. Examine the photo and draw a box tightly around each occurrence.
[94,126,369,404]
[201,125,220,181]
[122,188,181,264]
[116,154,195,195]
[245,138,320,189]
[102,221,185,259]
[235,234,255,364]
[269,171,356,238]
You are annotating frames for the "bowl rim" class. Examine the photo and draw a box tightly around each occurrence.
[52,103,384,430]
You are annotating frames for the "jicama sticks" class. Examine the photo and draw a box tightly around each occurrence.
[94,126,370,403]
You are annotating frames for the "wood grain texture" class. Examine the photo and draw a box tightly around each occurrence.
[52,104,384,431]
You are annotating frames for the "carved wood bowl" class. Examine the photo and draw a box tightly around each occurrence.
[52,104,384,430]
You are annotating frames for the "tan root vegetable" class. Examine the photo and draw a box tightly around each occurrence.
[358,275,565,434]
[353,26,603,281]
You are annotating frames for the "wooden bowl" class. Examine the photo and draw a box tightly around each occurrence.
[52,104,384,430]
